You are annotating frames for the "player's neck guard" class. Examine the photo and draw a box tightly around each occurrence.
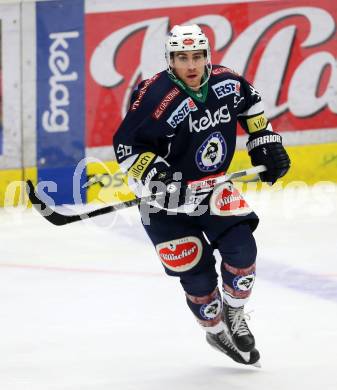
[168,71,209,103]
[166,62,212,92]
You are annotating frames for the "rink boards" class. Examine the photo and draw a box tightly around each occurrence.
[0,0,336,206]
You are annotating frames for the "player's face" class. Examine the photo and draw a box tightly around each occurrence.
[171,50,207,90]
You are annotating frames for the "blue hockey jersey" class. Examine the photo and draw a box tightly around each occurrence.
[113,65,271,199]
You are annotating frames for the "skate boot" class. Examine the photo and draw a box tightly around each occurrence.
[223,303,255,352]
[206,330,260,367]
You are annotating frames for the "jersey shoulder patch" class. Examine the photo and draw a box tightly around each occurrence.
[211,65,241,77]
[152,85,181,120]
[132,72,184,123]
[130,72,163,111]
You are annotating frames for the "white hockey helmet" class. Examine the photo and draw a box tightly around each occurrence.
[165,24,211,67]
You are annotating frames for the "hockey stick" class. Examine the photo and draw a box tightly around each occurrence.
[26,165,266,226]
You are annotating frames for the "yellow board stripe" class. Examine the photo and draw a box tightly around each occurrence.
[0,168,25,207]
[228,142,337,185]
[1,142,336,208]
[86,160,135,204]
[128,152,156,180]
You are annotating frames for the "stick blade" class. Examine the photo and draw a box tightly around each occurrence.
[25,180,74,226]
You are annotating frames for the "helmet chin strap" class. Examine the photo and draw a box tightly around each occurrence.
[167,63,212,91]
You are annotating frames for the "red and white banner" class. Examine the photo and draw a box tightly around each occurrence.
[85,0,337,149]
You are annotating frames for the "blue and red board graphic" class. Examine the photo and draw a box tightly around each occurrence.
[36,0,85,204]
[0,61,3,155]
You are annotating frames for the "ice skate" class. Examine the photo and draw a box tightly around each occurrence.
[223,303,255,352]
[206,329,260,367]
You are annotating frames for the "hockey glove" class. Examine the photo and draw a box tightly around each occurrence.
[246,130,290,184]
[147,169,187,209]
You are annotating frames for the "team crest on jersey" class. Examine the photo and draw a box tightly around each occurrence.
[212,79,241,99]
[195,132,227,172]
[167,97,198,129]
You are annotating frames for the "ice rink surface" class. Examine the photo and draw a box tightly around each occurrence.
[1,184,337,390]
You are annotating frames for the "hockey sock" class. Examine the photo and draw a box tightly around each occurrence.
[185,287,224,334]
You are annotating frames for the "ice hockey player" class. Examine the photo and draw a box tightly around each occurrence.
[113,24,290,366]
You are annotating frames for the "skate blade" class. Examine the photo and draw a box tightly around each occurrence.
[238,350,250,363]
[252,360,261,368]
[223,326,250,363]
[207,337,250,363]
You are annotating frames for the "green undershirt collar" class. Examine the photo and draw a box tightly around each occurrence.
[168,73,208,103]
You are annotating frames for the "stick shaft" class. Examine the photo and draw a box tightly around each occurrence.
[27,165,266,226]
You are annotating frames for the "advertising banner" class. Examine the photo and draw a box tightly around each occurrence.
[0,21,2,156]
[85,0,337,151]
[0,3,21,168]
[36,0,85,204]
[0,3,23,206]
[3,0,336,207]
